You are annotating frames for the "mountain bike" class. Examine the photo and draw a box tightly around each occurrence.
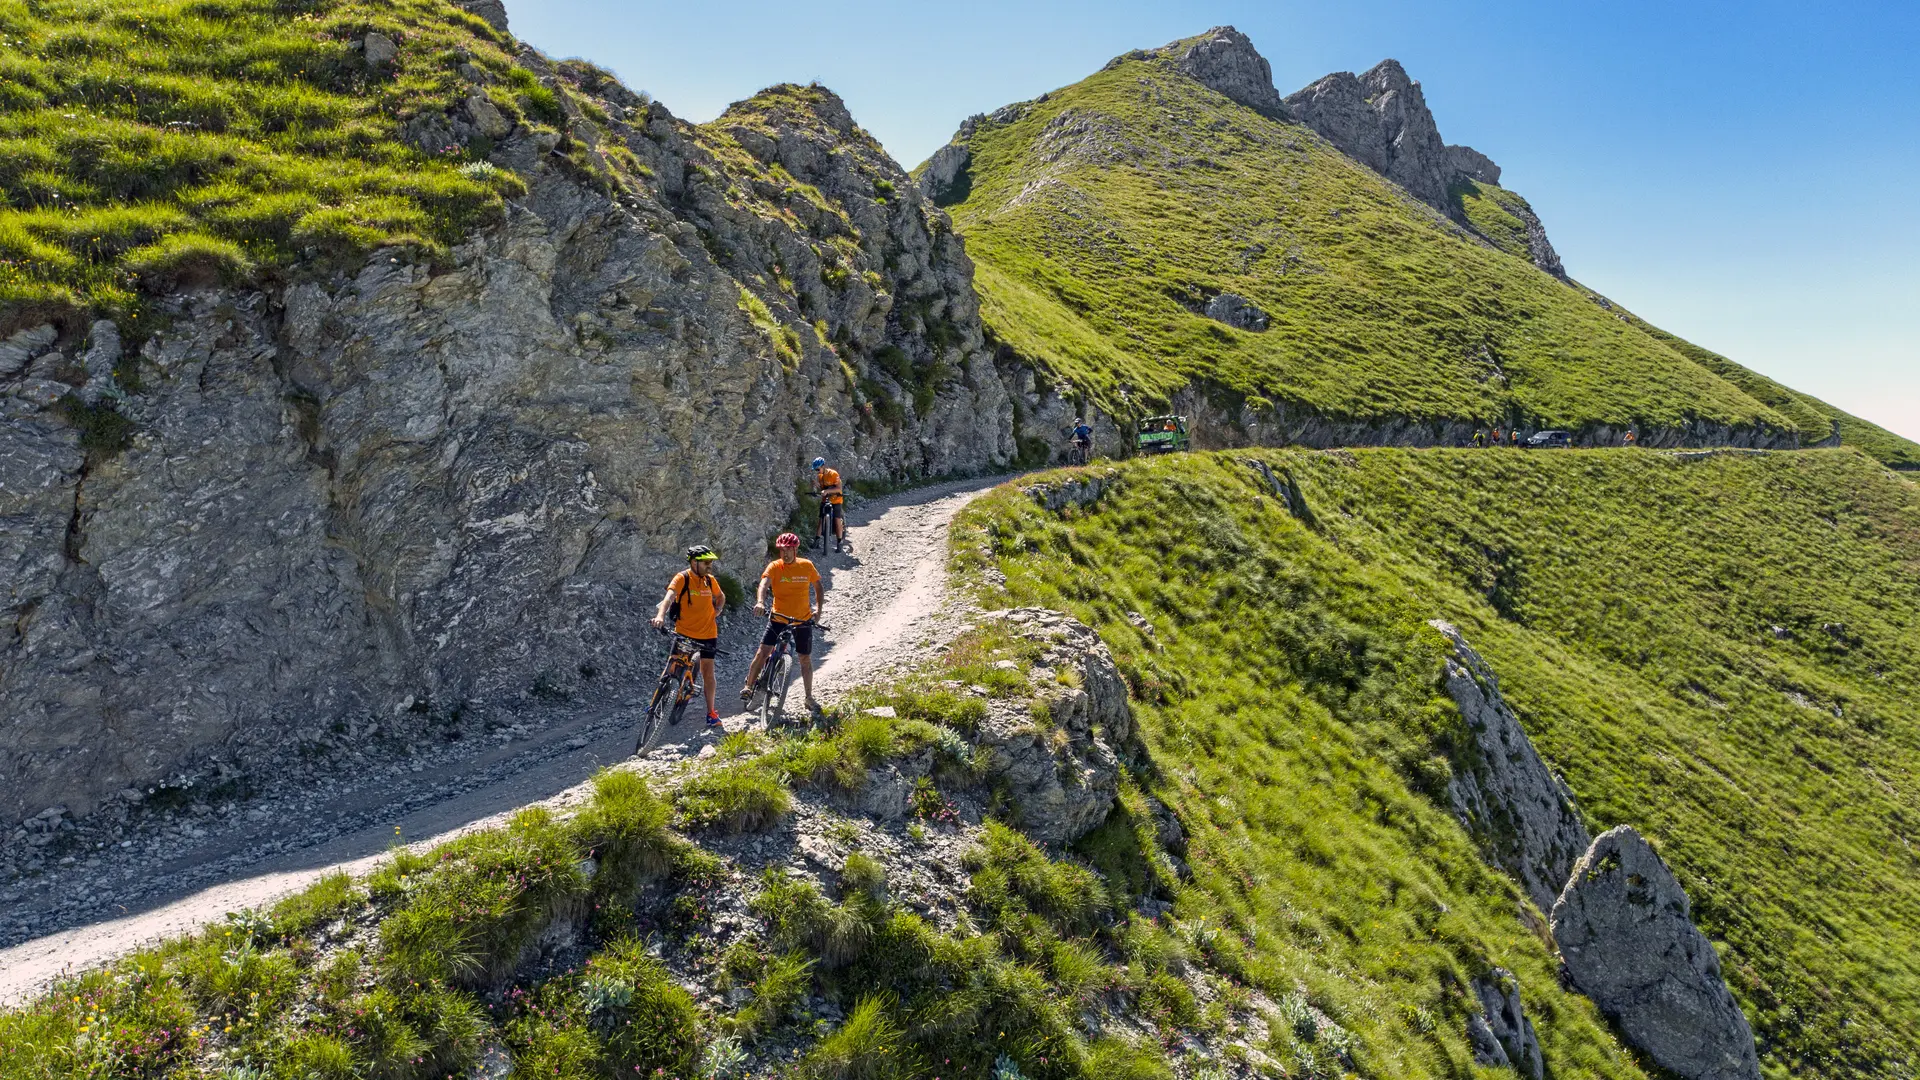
[1066,439,1092,466]
[635,631,731,756]
[747,619,826,729]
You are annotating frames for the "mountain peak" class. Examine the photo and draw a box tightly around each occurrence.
[1361,57,1415,93]
[1107,26,1285,116]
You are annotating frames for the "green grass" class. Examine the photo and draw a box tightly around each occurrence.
[932,51,1919,464]
[0,0,535,322]
[955,447,1920,1078]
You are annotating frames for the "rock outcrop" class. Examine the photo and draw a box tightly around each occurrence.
[1204,292,1269,331]
[1429,621,1591,912]
[1284,60,1566,275]
[1551,826,1761,1080]
[1103,26,1285,116]
[1284,61,1460,212]
[974,609,1132,846]
[0,67,1016,826]
[1469,968,1545,1080]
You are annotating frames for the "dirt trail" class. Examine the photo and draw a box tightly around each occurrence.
[0,475,1009,1006]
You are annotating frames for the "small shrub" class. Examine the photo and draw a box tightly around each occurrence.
[703,1034,750,1078]
[840,851,887,904]
[801,994,917,1080]
[572,768,672,891]
[269,871,361,938]
[676,760,792,833]
[734,951,813,1038]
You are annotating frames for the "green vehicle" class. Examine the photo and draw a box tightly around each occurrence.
[1134,415,1191,455]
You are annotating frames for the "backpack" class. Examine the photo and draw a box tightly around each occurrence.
[665,571,701,624]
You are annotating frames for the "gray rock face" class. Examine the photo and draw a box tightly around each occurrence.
[1160,26,1285,115]
[1203,292,1269,331]
[919,142,972,206]
[1429,621,1591,912]
[458,0,510,33]
[1469,969,1544,1080]
[79,320,121,405]
[0,71,1016,825]
[1552,827,1761,1080]
[974,609,1131,846]
[1446,144,1501,186]
[1508,195,1566,278]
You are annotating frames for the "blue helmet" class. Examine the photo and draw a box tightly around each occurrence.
[812,457,826,469]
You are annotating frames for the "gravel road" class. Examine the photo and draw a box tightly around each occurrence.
[0,474,1010,1005]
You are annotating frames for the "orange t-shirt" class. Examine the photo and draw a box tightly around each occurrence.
[762,558,820,621]
[816,467,844,505]
[670,569,724,639]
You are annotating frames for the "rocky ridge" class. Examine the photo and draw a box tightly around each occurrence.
[0,18,1018,830]
[1429,620,1592,912]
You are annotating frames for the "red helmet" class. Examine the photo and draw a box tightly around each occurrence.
[775,532,801,549]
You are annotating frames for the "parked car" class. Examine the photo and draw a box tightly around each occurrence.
[1524,430,1573,449]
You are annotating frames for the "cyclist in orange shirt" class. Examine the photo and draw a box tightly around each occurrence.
[740,532,825,710]
[650,545,727,727]
[813,456,847,553]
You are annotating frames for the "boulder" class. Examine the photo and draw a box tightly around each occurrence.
[464,92,512,139]
[974,609,1132,846]
[1203,292,1269,331]
[1551,826,1760,1080]
[458,0,510,33]
[1429,621,1590,912]
[362,32,398,69]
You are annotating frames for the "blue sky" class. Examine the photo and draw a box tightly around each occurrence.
[511,0,1920,441]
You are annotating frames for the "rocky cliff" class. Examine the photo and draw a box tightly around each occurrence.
[1284,59,1567,277]
[0,29,1014,826]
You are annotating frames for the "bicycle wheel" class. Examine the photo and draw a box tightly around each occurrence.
[635,674,674,755]
[759,653,792,727]
[668,669,695,727]
[769,655,793,727]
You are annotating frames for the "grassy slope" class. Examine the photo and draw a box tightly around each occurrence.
[935,53,1920,467]
[956,448,1920,1078]
[0,0,537,323]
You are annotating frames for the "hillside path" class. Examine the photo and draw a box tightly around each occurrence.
[0,474,1009,1006]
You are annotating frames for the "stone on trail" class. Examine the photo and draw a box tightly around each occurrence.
[1551,826,1760,1080]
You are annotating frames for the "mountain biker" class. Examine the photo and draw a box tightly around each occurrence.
[813,457,846,553]
[740,532,825,712]
[1070,418,1093,462]
[650,545,727,727]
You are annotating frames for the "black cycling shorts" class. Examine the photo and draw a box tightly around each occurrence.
[818,501,843,525]
[760,619,813,655]
[681,636,718,660]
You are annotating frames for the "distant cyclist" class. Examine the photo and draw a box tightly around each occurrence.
[740,532,825,711]
[650,545,726,727]
[813,456,846,553]
[1069,418,1093,464]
